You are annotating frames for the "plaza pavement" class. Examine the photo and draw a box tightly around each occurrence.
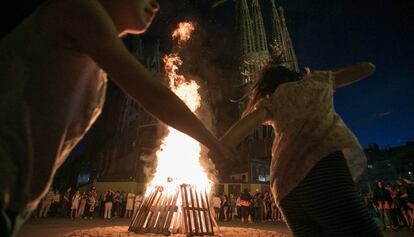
[16,217,413,237]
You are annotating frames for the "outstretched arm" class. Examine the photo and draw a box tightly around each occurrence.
[61,1,226,155]
[221,108,270,148]
[331,62,376,88]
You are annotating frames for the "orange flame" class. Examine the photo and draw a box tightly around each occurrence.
[146,22,211,196]
[172,22,195,45]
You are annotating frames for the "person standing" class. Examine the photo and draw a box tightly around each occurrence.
[222,195,229,221]
[86,194,96,219]
[124,192,135,218]
[386,183,407,230]
[228,194,235,220]
[62,187,72,218]
[77,192,88,218]
[112,191,121,218]
[373,180,392,230]
[239,189,252,224]
[257,193,264,222]
[70,191,80,219]
[211,194,221,221]
[396,179,412,230]
[38,188,54,217]
[50,190,61,217]
[133,192,144,217]
[235,195,241,220]
[103,190,113,219]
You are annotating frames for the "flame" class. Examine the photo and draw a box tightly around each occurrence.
[172,22,195,45]
[146,22,211,196]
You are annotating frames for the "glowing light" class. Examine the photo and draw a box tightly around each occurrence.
[146,21,211,196]
[172,22,195,45]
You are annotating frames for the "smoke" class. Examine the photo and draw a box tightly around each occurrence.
[177,19,243,176]
[190,74,219,184]
[180,21,242,133]
[140,124,168,185]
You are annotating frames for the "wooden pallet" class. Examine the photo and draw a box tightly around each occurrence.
[129,184,217,236]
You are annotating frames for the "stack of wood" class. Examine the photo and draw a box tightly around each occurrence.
[129,184,217,236]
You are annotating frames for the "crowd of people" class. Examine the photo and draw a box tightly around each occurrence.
[211,189,283,224]
[34,186,144,220]
[35,185,284,224]
[364,178,414,232]
[35,185,284,225]
[33,177,414,235]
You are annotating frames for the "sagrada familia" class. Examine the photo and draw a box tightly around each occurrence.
[238,0,299,85]
[67,0,300,192]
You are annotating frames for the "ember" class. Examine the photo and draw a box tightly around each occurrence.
[172,22,195,45]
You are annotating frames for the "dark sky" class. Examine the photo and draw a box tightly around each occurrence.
[2,0,413,149]
[279,0,414,149]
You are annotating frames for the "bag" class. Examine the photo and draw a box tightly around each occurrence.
[240,200,250,207]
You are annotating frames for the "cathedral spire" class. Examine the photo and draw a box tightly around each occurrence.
[251,0,269,55]
[238,0,258,84]
[270,0,285,51]
[278,7,299,72]
[239,0,255,56]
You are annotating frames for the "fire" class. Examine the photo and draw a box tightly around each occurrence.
[146,22,212,196]
[130,22,217,236]
[172,22,195,45]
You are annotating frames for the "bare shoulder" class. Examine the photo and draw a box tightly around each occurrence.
[37,0,107,21]
[35,0,116,49]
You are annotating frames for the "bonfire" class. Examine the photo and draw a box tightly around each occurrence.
[129,22,217,237]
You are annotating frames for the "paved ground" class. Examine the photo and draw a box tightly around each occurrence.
[16,217,413,237]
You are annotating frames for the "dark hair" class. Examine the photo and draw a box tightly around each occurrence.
[375,180,384,188]
[243,65,302,116]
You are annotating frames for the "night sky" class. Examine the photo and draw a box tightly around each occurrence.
[2,0,413,149]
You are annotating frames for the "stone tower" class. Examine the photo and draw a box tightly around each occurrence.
[239,0,300,80]
[269,0,299,72]
[251,0,270,63]
[238,0,258,85]
[278,7,299,72]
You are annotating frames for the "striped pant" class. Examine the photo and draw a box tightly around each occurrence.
[279,151,382,237]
